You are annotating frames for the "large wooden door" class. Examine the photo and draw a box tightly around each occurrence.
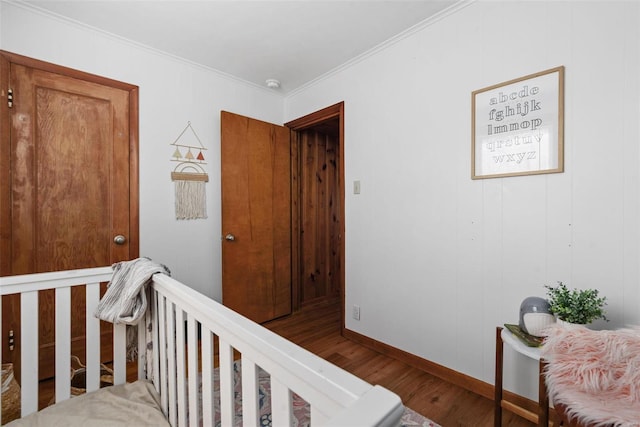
[220,111,291,323]
[0,51,139,381]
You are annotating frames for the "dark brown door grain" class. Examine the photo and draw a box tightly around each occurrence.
[296,125,341,305]
[220,111,292,323]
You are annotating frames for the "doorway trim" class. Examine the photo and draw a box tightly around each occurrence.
[285,101,345,333]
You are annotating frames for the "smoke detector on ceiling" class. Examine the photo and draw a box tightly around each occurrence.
[265,79,280,89]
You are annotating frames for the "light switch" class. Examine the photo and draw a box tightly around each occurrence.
[353,180,361,194]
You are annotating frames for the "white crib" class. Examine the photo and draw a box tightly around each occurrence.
[0,267,404,426]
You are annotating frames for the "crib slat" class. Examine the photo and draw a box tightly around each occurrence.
[175,307,187,427]
[200,328,214,426]
[54,287,71,403]
[20,291,39,417]
[219,339,235,427]
[241,358,259,427]
[138,311,149,381]
[186,314,199,427]
[113,323,127,385]
[158,294,168,415]
[85,282,101,392]
[166,300,178,427]
[151,290,160,394]
[271,377,293,426]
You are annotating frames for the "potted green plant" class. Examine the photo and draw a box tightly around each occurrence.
[544,282,608,325]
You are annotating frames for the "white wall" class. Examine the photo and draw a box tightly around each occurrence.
[0,1,284,300]
[285,1,640,398]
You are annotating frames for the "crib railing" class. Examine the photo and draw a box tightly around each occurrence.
[0,266,129,419]
[0,267,404,426]
[149,273,404,427]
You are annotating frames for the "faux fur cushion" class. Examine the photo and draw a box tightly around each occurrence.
[542,325,640,427]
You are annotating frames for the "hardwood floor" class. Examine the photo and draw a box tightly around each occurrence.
[263,299,536,427]
[37,299,536,426]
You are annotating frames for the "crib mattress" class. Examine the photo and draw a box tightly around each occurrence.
[7,380,169,427]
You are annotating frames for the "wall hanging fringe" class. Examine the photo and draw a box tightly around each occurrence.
[170,122,209,220]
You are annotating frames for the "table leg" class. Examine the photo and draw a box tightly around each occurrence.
[538,359,549,426]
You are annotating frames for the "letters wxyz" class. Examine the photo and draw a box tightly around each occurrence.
[492,151,537,164]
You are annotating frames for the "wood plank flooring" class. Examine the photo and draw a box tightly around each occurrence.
[263,299,536,427]
[37,299,536,426]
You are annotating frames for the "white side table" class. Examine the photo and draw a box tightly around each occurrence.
[494,326,549,426]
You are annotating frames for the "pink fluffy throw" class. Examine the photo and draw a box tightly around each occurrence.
[542,325,640,427]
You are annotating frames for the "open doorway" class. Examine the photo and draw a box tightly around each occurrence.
[286,102,345,330]
[220,103,344,328]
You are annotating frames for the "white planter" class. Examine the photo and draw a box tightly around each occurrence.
[555,318,588,329]
[523,312,556,337]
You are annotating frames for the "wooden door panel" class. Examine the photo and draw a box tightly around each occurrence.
[299,130,340,304]
[221,111,291,323]
[10,64,131,380]
[35,88,111,270]
[0,51,138,382]
[11,63,131,274]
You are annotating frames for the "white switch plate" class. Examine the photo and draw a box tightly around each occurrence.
[353,180,361,194]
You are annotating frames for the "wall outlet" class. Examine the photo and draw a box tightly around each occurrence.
[352,304,361,320]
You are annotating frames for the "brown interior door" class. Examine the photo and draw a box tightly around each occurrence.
[220,111,292,323]
[0,51,139,381]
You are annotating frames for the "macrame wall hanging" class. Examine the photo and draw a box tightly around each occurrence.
[170,122,209,220]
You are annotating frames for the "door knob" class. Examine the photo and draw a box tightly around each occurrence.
[113,235,127,245]
[225,234,236,242]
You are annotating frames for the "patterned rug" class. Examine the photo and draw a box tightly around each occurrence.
[208,361,440,427]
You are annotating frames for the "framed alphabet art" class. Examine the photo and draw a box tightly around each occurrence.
[472,66,564,179]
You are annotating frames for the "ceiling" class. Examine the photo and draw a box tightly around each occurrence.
[22,0,458,93]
